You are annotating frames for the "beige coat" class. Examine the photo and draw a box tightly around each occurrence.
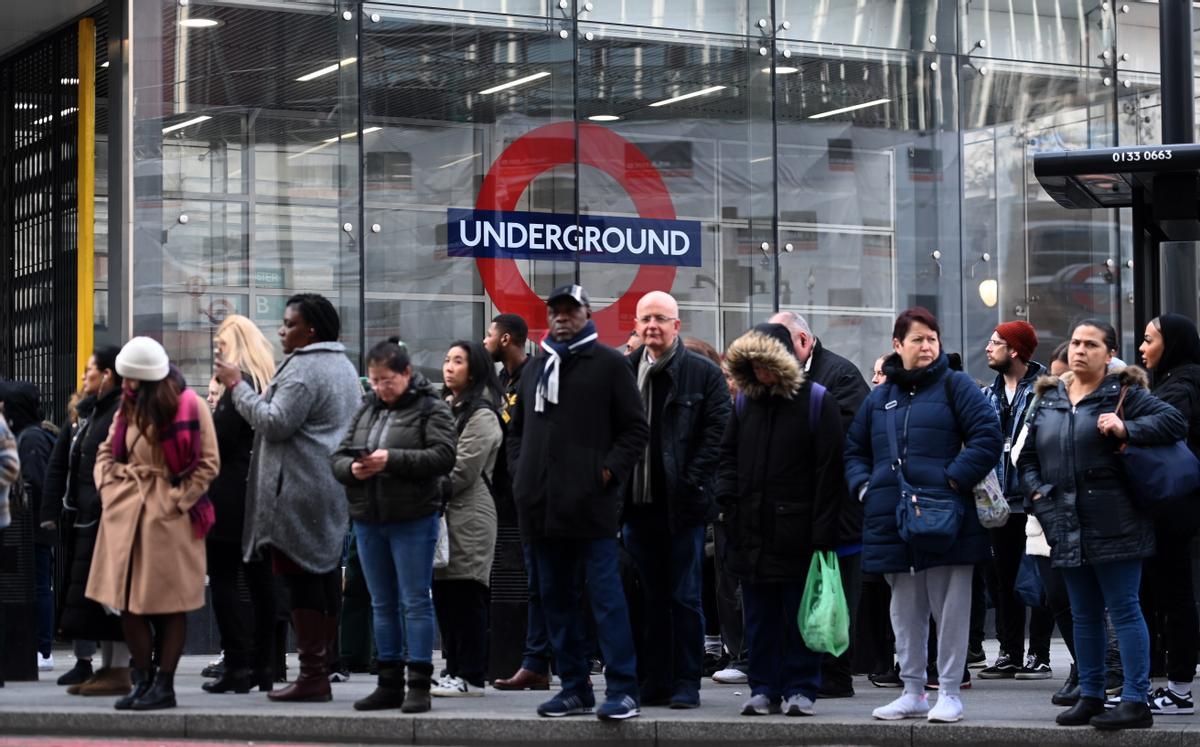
[87,400,219,614]
[435,406,500,586]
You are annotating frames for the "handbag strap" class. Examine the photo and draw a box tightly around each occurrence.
[1114,384,1130,419]
[885,383,905,479]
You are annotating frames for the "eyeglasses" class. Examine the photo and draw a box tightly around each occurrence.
[986,338,1007,348]
[636,314,677,324]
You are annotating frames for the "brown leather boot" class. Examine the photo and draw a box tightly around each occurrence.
[268,609,331,702]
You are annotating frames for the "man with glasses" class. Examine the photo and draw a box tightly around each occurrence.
[623,291,730,709]
[979,322,1054,682]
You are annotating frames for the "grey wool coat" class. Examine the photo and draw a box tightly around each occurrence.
[436,404,502,586]
[232,341,363,573]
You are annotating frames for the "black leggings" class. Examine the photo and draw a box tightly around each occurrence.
[1143,526,1199,683]
[207,539,277,671]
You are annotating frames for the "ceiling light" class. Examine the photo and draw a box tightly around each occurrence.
[322,126,382,143]
[587,114,621,122]
[61,77,79,85]
[33,107,77,125]
[15,103,37,110]
[162,114,212,134]
[648,85,726,107]
[808,97,890,119]
[438,153,479,170]
[295,57,357,83]
[479,71,551,95]
[179,18,220,28]
[763,66,799,74]
[102,61,110,68]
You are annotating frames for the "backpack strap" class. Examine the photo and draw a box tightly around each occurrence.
[808,381,827,434]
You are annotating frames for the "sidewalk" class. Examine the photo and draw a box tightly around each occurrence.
[2,643,1197,746]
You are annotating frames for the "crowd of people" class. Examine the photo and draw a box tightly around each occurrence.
[1,286,1199,732]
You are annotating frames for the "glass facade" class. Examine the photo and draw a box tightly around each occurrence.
[126,0,1185,385]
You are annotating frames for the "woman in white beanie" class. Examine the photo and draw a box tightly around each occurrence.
[88,336,220,711]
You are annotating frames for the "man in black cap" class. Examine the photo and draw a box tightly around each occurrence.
[508,284,649,721]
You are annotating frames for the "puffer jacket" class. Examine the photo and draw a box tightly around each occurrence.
[1017,367,1186,568]
[331,373,456,525]
[844,352,1004,574]
[715,330,845,583]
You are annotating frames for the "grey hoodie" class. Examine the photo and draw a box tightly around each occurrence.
[233,341,362,573]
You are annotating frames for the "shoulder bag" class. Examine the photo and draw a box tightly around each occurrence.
[1114,385,1200,514]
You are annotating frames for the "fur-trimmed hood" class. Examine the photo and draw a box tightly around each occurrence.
[724,330,804,399]
[1033,364,1149,398]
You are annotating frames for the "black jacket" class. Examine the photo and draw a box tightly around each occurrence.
[331,374,457,525]
[492,358,529,525]
[208,376,256,544]
[806,339,870,548]
[1018,367,1187,568]
[41,414,75,527]
[508,343,649,540]
[2,380,56,545]
[716,329,845,582]
[1150,363,1200,531]
[625,345,731,530]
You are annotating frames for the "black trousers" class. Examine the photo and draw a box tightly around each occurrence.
[432,579,490,687]
[1143,526,1199,683]
[989,514,1053,660]
[856,573,894,674]
[712,523,747,670]
[207,539,277,672]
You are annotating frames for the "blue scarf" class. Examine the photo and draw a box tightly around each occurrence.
[536,320,599,412]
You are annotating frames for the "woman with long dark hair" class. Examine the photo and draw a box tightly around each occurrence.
[331,338,456,713]
[431,341,503,698]
[89,337,220,710]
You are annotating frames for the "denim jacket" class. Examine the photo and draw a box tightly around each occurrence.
[983,359,1045,502]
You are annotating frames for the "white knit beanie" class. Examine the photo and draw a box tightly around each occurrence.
[116,337,170,382]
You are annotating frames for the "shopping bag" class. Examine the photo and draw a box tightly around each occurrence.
[798,551,850,656]
[973,469,1011,529]
[433,514,450,569]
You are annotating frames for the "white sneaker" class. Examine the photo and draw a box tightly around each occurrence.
[928,693,964,723]
[431,675,484,697]
[712,668,748,684]
[783,693,814,716]
[38,653,54,671]
[872,692,930,720]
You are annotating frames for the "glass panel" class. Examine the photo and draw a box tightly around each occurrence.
[778,0,954,53]
[587,1,768,37]
[161,200,248,290]
[161,293,249,387]
[961,0,1111,68]
[365,298,487,384]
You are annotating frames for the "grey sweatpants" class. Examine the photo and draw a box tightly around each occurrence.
[886,565,973,696]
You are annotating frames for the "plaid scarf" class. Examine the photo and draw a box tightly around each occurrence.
[111,387,214,539]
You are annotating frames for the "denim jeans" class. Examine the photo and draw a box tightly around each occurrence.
[520,542,552,675]
[532,537,638,701]
[623,518,705,697]
[742,580,824,701]
[1062,558,1149,702]
[34,544,53,657]
[353,514,439,665]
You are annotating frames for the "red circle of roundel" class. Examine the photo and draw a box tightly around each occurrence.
[474,121,678,346]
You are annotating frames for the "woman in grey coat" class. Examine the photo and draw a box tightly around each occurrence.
[214,293,362,704]
[431,341,503,698]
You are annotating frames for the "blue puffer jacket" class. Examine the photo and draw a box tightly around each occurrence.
[845,353,1003,574]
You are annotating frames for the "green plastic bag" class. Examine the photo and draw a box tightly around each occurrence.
[798,551,850,656]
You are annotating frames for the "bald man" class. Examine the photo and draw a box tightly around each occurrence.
[623,291,731,709]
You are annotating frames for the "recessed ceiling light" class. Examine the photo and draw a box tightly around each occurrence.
[808,97,890,119]
[162,114,212,134]
[61,77,80,85]
[179,18,220,28]
[587,114,621,122]
[33,107,77,125]
[101,61,110,68]
[479,71,551,95]
[322,126,382,143]
[295,57,357,83]
[648,85,726,107]
[762,66,799,75]
[15,103,37,110]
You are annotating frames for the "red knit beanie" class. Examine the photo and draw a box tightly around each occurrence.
[995,321,1038,362]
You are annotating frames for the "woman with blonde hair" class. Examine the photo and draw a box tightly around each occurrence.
[203,314,280,694]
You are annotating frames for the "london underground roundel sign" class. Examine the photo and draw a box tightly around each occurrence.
[467,121,682,346]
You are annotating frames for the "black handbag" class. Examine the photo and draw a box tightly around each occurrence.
[885,384,965,555]
[1114,386,1200,514]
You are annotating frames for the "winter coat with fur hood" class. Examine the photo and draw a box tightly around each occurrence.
[1017,366,1186,568]
[715,330,845,583]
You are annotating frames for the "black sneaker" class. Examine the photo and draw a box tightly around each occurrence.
[978,652,1020,679]
[1149,686,1195,715]
[869,665,902,688]
[966,649,987,669]
[1014,654,1052,680]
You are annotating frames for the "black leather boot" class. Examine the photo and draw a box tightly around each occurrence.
[132,670,177,710]
[353,661,405,711]
[253,667,275,692]
[1056,695,1106,726]
[1090,700,1153,730]
[114,667,155,711]
[203,667,253,694]
[1051,664,1080,706]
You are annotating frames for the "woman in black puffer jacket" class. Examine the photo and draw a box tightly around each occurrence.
[1019,319,1186,731]
[1138,313,1200,714]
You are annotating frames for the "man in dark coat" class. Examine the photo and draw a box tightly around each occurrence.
[508,284,649,721]
[768,311,869,697]
[624,291,730,709]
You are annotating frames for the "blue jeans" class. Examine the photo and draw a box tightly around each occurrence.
[35,544,53,657]
[623,518,705,697]
[353,515,439,665]
[533,537,638,701]
[520,542,552,675]
[1062,559,1150,702]
[743,580,823,701]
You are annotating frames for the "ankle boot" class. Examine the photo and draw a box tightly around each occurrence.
[401,662,434,714]
[1056,695,1106,726]
[132,670,177,711]
[253,667,275,692]
[1052,664,1080,706]
[354,661,406,711]
[114,667,155,711]
[1090,700,1153,730]
[203,667,253,694]
[268,609,331,702]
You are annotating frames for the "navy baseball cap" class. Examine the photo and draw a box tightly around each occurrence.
[546,284,590,308]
